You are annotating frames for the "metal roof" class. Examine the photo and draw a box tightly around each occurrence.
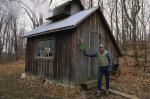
[23,7,98,37]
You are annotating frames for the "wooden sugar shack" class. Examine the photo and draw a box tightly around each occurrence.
[23,0,122,85]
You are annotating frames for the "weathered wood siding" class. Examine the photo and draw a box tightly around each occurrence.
[75,12,100,83]
[26,35,55,79]
[54,31,73,84]
[75,11,119,83]
[102,23,119,64]
[25,30,75,84]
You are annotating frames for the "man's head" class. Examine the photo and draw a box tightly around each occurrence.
[99,44,105,53]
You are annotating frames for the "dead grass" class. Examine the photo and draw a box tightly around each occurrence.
[0,59,80,99]
[0,59,125,99]
[0,56,149,99]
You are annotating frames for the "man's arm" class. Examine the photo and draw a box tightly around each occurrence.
[108,52,113,66]
[84,51,98,57]
[106,51,113,71]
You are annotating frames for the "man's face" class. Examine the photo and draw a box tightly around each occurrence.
[99,47,104,53]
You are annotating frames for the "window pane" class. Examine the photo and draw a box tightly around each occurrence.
[37,39,55,57]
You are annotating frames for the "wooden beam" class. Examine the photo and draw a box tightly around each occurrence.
[80,80,140,99]
[108,88,140,99]
[80,80,97,89]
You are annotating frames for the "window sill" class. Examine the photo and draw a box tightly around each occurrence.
[35,57,54,60]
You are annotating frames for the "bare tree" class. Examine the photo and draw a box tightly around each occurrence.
[138,0,150,66]
[122,0,141,65]
[89,0,93,8]
[0,0,25,61]
[115,0,119,43]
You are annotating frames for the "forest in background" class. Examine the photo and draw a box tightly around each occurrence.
[0,0,150,69]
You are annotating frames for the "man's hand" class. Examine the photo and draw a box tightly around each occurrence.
[107,65,112,72]
[108,67,111,72]
[83,50,87,56]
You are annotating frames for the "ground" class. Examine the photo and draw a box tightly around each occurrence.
[0,56,150,99]
[110,56,150,99]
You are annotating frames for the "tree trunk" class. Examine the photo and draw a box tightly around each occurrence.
[121,2,125,50]
[115,0,119,43]
[89,0,93,8]
[132,19,139,66]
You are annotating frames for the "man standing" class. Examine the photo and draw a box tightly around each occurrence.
[85,44,112,96]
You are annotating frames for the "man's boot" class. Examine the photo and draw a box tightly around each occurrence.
[106,89,109,95]
[96,90,101,96]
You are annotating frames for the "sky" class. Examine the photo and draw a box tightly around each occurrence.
[20,0,53,31]
[20,0,73,31]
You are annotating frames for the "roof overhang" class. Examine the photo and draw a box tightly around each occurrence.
[23,25,75,38]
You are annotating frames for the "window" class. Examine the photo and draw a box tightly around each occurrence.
[37,39,55,58]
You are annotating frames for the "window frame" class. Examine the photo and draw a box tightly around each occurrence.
[35,37,55,59]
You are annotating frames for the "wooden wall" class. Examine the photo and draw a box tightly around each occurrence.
[54,31,72,84]
[74,12,100,83]
[26,35,55,79]
[25,30,75,84]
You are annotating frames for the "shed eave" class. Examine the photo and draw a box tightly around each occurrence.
[23,25,75,38]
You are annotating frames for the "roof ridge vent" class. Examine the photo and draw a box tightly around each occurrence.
[46,0,84,22]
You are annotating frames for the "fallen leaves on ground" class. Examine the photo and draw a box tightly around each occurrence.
[0,56,150,99]
[110,56,150,99]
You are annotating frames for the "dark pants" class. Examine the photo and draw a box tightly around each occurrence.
[98,66,110,90]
